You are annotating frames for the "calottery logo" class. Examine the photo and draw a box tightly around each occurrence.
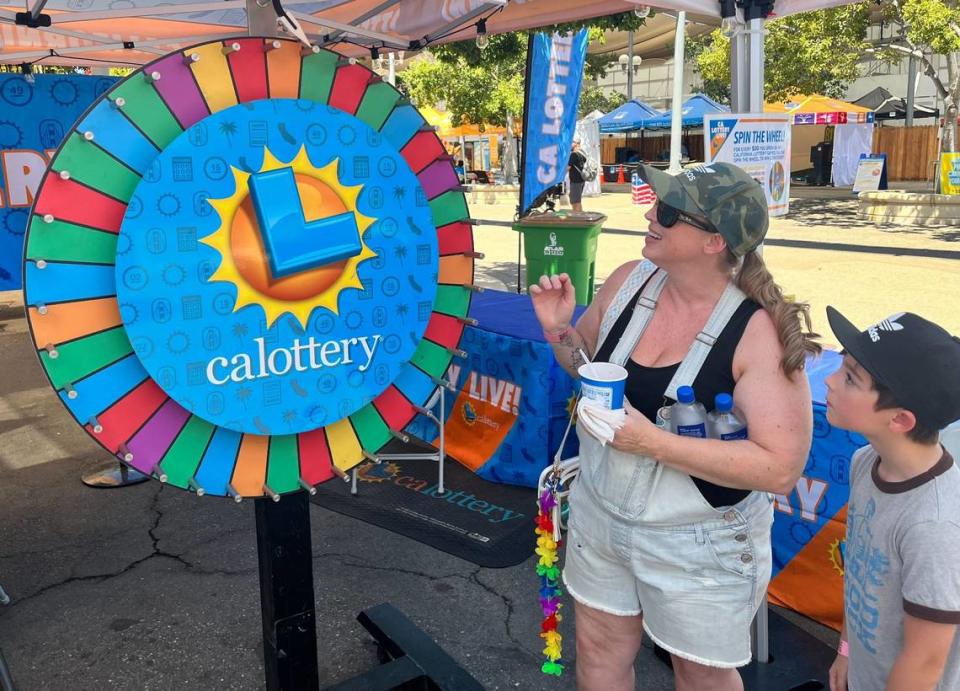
[354,461,525,525]
[205,335,381,385]
[201,146,377,327]
[709,118,738,159]
[114,99,438,435]
[199,146,382,386]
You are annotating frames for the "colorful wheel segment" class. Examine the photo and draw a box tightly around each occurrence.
[23,38,475,499]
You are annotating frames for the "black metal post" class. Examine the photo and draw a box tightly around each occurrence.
[516,33,535,294]
[0,647,15,691]
[256,492,319,691]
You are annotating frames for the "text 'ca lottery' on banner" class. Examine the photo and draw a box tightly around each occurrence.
[519,30,589,216]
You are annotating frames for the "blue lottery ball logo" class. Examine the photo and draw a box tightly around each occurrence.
[115,99,439,435]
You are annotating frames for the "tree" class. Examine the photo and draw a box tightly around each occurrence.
[689,1,959,153]
[689,5,871,104]
[884,0,960,152]
[400,47,524,129]
[398,11,649,130]
[578,85,627,118]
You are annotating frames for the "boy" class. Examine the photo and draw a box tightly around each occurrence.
[825,307,960,691]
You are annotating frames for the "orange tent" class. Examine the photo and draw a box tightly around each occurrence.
[419,106,519,138]
[765,94,875,125]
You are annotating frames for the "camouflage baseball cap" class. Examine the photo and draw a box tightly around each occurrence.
[635,162,768,256]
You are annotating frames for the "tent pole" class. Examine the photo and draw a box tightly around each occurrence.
[729,7,747,112]
[517,33,534,292]
[668,11,686,175]
[906,55,917,127]
[746,15,765,113]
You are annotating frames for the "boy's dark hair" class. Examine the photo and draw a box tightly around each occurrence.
[872,378,941,445]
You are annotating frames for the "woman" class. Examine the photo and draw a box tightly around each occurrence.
[567,139,587,212]
[530,162,819,691]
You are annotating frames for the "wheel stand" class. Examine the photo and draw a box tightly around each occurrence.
[80,459,150,488]
[0,584,16,691]
[255,491,482,690]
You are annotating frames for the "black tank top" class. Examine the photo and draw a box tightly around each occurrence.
[594,271,761,508]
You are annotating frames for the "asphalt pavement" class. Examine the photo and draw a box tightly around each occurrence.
[2,183,950,689]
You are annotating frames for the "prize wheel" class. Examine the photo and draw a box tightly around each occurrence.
[23,38,476,499]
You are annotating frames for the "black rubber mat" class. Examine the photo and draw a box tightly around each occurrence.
[311,439,536,568]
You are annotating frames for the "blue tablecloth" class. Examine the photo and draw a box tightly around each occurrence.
[406,290,584,487]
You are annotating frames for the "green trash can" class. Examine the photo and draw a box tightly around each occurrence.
[513,211,606,305]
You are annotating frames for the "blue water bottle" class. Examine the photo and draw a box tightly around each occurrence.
[708,393,748,440]
[673,386,707,438]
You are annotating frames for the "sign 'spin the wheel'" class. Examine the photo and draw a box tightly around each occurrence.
[23,38,477,499]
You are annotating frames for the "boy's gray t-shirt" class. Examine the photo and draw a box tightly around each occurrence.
[846,446,960,691]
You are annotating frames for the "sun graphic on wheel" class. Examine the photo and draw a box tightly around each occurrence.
[200,145,377,327]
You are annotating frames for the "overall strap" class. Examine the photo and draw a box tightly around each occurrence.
[663,282,747,401]
[608,270,668,367]
[597,260,660,348]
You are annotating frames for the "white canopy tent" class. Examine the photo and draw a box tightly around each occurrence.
[0,0,866,174]
[0,0,865,69]
[576,110,604,197]
[832,123,875,187]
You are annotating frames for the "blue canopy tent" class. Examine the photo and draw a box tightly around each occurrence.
[643,94,730,130]
[597,99,663,179]
[598,99,662,133]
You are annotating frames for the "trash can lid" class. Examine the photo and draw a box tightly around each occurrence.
[515,211,607,227]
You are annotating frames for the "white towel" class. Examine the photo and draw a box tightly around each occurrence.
[577,399,626,446]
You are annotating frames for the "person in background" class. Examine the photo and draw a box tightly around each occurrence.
[824,308,960,691]
[453,159,466,183]
[568,139,587,212]
[530,162,819,690]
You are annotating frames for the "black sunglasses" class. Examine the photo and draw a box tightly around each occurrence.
[656,203,714,233]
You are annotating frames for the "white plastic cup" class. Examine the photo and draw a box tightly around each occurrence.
[578,362,628,410]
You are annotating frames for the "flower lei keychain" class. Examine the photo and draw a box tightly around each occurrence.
[535,478,564,675]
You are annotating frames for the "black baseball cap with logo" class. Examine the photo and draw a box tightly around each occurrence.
[827,306,960,430]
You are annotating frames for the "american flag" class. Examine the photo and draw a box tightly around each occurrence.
[632,173,656,205]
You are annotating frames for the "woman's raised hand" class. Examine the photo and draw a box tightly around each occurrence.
[529,273,576,333]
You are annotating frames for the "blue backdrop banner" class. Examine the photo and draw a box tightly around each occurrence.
[0,73,116,290]
[519,30,589,216]
[405,290,582,487]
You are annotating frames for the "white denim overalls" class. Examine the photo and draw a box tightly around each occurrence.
[564,260,775,667]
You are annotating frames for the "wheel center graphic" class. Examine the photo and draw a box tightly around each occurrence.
[114,99,438,436]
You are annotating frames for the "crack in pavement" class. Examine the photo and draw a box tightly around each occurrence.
[2,493,536,677]
[470,567,538,663]
[1,487,172,611]
[0,486,256,612]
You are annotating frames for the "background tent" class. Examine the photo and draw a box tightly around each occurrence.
[852,86,938,121]
[576,110,604,197]
[598,99,662,133]
[642,93,729,130]
[765,94,875,125]
[420,105,520,177]
[765,94,875,186]
[420,106,517,138]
